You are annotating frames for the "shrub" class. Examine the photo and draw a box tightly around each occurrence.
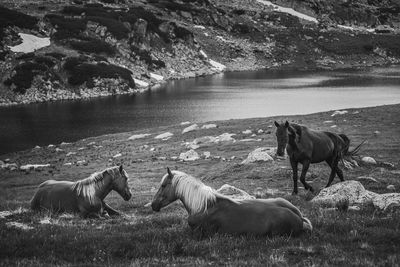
[0,6,38,39]
[86,16,129,39]
[45,14,86,40]
[69,39,115,55]
[4,62,48,94]
[64,59,135,87]
[34,56,56,67]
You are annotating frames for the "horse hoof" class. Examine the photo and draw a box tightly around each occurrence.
[291,191,298,195]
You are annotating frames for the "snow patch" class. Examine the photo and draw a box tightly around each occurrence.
[9,33,50,53]
[150,73,164,81]
[256,0,318,23]
[133,78,149,87]
[209,59,226,71]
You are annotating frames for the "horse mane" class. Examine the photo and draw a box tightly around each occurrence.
[73,166,119,204]
[168,171,229,214]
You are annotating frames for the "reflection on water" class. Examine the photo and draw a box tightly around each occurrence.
[1,66,400,154]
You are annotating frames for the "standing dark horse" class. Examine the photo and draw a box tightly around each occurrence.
[30,165,132,217]
[151,168,312,237]
[274,121,350,195]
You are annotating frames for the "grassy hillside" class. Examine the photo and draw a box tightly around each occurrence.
[0,104,399,265]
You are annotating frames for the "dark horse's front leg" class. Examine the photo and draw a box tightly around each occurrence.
[300,159,314,192]
[326,156,342,187]
[290,157,299,195]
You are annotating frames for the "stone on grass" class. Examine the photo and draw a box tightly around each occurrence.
[241,147,274,164]
[128,134,151,140]
[155,132,173,140]
[387,185,395,191]
[361,156,377,165]
[113,153,122,158]
[312,180,400,211]
[201,124,217,129]
[217,133,235,142]
[1,163,18,171]
[242,129,252,135]
[180,121,191,125]
[217,184,255,200]
[179,149,200,161]
[182,124,199,134]
[331,110,348,116]
[20,164,50,171]
[203,151,211,159]
[357,176,378,183]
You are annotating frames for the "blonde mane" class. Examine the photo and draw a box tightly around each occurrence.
[167,171,227,214]
[73,166,120,204]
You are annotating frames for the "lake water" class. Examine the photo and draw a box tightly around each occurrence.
[1,66,400,155]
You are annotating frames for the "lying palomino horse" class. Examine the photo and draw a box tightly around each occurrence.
[31,165,132,217]
[274,121,355,195]
[151,168,312,237]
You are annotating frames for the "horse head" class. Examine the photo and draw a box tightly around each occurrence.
[151,168,177,212]
[274,121,300,156]
[110,165,132,201]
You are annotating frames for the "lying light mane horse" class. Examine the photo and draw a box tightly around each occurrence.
[31,165,132,217]
[152,168,312,237]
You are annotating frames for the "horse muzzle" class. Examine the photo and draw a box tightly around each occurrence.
[151,202,161,212]
[123,192,132,201]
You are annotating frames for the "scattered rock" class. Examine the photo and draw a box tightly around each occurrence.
[180,121,191,125]
[182,124,199,134]
[76,160,86,166]
[241,147,274,164]
[217,184,255,200]
[128,134,151,140]
[203,151,211,159]
[55,148,63,152]
[323,120,334,123]
[60,142,71,146]
[242,129,252,135]
[88,142,96,146]
[0,163,18,171]
[387,185,396,191]
[155,132,173,140]
[373,131,380,135]
[5,222,33,231]
[33,146,41,149]
[357,176,378,183]
[179,149,200,161]
[64,163,72,166]
[66,152,77,157]
[217,133,235,142]
[78,147,85,151]
[186,143,200,150]
[48,144,55,148]
[113,153,122,158]
[20,164,50,171]
[331,110,348,117]
[201,124,217,129]
[361,156,377,165]
[257,129,264,134]
[372,193,400,211]
[380,162,395,169]
[150,73,164,81]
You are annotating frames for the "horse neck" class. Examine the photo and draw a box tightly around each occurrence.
[173,175,217,215]
[75,171,114,202]
[96,173,114,200]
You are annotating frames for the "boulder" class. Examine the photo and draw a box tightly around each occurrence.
[242,129,252,135]
[217,184,255,200]
[179,149,200,161]
[361,156,377,165]
[182,124,199,134]
[128,133,151,140]
[216,133,235,142]
[312,180,400,211]
[241,147,274,164]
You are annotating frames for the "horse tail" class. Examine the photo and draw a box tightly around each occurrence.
[346,138,367,157]
[302,217,313,232]
[30,193,40,210]
[339,134,350,156]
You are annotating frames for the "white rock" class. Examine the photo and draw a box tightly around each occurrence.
[330,125,337,128]
[55,148,63,152]
[60,142,71,146]
[257,129,264,134]
[48,144,55,148]
[150,73,164,81]
[323,120,334,124]
[150,148,155,151]
[194,25,206,29]
[182,124,199,134]
[312,181,378,207]
[372,193,400,211]
[241,147,274,164]
[0,163,18,171]
[193,136,217,145]
[362,156,377,165]
[374,131,381,135]
[180,121,191,125]
[128,133,151,140]
[217,184,255,200]
[216,133,235,142]
[209,59,226,71]
[240,138,257,142]
[331,110,348,117]
[203,151,211,159]
[88,142,96,146]
[133,78,149,87]
[78,147,85,151]
[201,124,217,129]
[186,143,200,150]
[387,185,396,191]
[76,160,86,165]
[199,50,208,59]
[66,152,76,157]
[64,163,72,166]
[20,164,50,171]
[179,149,200,161]
[242,129,252,135]
[9,33,50,53]
[33,146,41,149]
[155,132,173,139]
[113,153,122,158]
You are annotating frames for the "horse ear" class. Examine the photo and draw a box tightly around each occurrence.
[274,121,280,127]
[284,121,289,128]
[167,167,173,179]
[119,165,123,173]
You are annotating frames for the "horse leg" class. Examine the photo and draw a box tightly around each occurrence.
[290,158,299,195]
[336,166,345,182]
[299,160,313,192]
[326,157,340,187]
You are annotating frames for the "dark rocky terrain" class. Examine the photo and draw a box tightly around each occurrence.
[1,0,400,105]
